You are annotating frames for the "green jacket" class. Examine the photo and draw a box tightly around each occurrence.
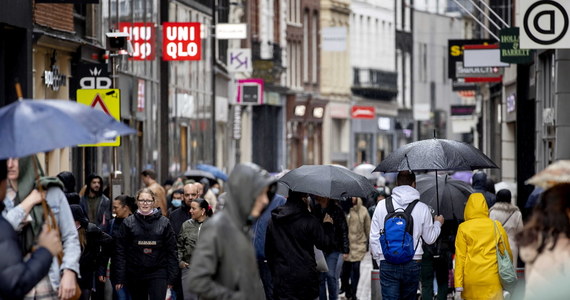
[177,218,205,264]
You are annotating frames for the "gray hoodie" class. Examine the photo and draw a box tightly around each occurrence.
[188,163,276,300]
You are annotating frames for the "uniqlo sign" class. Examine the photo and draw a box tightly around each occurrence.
[118,22,156,60]
[163,22,201,61]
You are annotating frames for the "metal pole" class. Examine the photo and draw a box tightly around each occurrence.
[211,0,217,166]
[451,0,500,41]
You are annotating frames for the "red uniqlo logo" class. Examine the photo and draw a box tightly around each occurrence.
[118,22,156,60]
[162,22,201,61]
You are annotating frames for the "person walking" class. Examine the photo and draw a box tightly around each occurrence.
[141,169,168,216]
[169,183,199,236]
[265,191,334,300]
[252,194,287,300]
[490,189,523,264]
[454,193,512,300]
[472,172,496,209]
[370,171,443,300]
[311,196,349,300]
[108,195,135,300]
[177,198,213,300]
[341,197,371,300]
[0,159,64,299]
[80,174,112,232]
[518,183,570,300]
[3,157,81,300]
[187,163,277,300]
[69,205,112,300]
[114,188,178,300]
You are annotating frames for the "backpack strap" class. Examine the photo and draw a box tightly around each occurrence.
[404,200,419,215]
[385,196,395,214]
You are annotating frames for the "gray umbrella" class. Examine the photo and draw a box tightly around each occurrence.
[373,138,498,173]
[416,174,473,220]
[279,165,377,200]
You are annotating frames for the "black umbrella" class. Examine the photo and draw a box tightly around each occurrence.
[374,138,498,213]
[279,165,377,201]
[373,138,498,173]
[416,174,472,220]
[184,170,217,185]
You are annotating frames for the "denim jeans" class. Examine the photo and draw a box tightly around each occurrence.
[341,261,361,299]
[258,259,274,300]
[380,260,422,300]
[319,251,341,300]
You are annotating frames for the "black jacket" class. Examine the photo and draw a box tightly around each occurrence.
[266,198,334,300]
[311,200,350,254]
[107,217,125,283]
[115,210,178,285]
[78,223,113,290]
[168,203,192,236]
[0,216,53,299]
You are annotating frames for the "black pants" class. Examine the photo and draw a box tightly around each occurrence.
[340,261,361,299]
[127,277,168,300]
[421,251,451,300]
[258,259,274,300]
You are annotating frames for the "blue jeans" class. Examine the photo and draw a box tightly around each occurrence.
[320,252,340,300]
[380,260,422,300]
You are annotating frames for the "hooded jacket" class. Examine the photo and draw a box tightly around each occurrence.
[57,171,80,205]
[115,210,178,285]
[187,163,276,300]
[489,202,523,262]
[80,174,111,231]
[266,194,334,300]
[347,198,371,262]
[472,172,496,209]
[455,193,512,300]
[370,185,441,262]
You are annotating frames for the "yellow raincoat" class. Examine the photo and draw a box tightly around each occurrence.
[455,193,512,300]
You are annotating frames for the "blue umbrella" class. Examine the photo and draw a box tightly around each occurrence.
[196,164,228,181]
[0,99,136,159]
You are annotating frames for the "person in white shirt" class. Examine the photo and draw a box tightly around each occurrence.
[369,171,444,300]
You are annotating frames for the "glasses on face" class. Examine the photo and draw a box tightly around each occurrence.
[138,199,154,204]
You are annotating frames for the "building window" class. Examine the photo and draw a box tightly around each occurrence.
[303,11,309,82]
[312,12,318,83]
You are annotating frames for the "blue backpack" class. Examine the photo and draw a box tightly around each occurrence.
[379,197,419,264]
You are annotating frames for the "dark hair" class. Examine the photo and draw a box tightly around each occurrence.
[397,171,416,186]
[486,178,496,194]
[0,159,6,181]
[193,198,213,217]
[496,189,512,203]
[172,188,184,195]
[114,194,137,213]
[141,169,157,180]
[518,184,570,254]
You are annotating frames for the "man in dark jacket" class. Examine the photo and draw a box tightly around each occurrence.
[252,194,287,300]
[188,163,277,300]
[169,183,199,236]
[266,191,334,300]
[80,174,112,231]
[311,196,349,300]
[472,172,496,209]
[0,159,62,299]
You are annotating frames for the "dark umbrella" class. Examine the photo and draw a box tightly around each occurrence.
[374,138,498,213]
[373,138,498,173]
[196,164,228,181]
[184,169,217,185]
[0,99,136,159]
[416,174,472,220]
[279,165,377,200]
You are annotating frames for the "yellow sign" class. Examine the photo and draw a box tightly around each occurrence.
[77,89,121,147]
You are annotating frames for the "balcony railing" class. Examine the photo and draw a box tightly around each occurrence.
[352,68,398,100]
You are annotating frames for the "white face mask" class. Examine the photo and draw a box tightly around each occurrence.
[211,188,219,195]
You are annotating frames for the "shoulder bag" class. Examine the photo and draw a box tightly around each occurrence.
[493,221,517,292]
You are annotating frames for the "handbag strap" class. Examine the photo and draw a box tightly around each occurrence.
[502,211,516,226]
[493,221,506,255]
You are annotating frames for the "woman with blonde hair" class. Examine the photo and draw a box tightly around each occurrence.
[455,193,512,300]
[114,188,178,299]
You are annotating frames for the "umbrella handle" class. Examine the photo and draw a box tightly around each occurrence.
[435,170,439,215]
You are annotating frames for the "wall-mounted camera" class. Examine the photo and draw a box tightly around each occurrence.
[105,32,134,55]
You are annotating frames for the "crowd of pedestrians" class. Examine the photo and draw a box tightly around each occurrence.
[1,154,570,300]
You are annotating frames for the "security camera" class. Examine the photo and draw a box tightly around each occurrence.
[106,32,130,51]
